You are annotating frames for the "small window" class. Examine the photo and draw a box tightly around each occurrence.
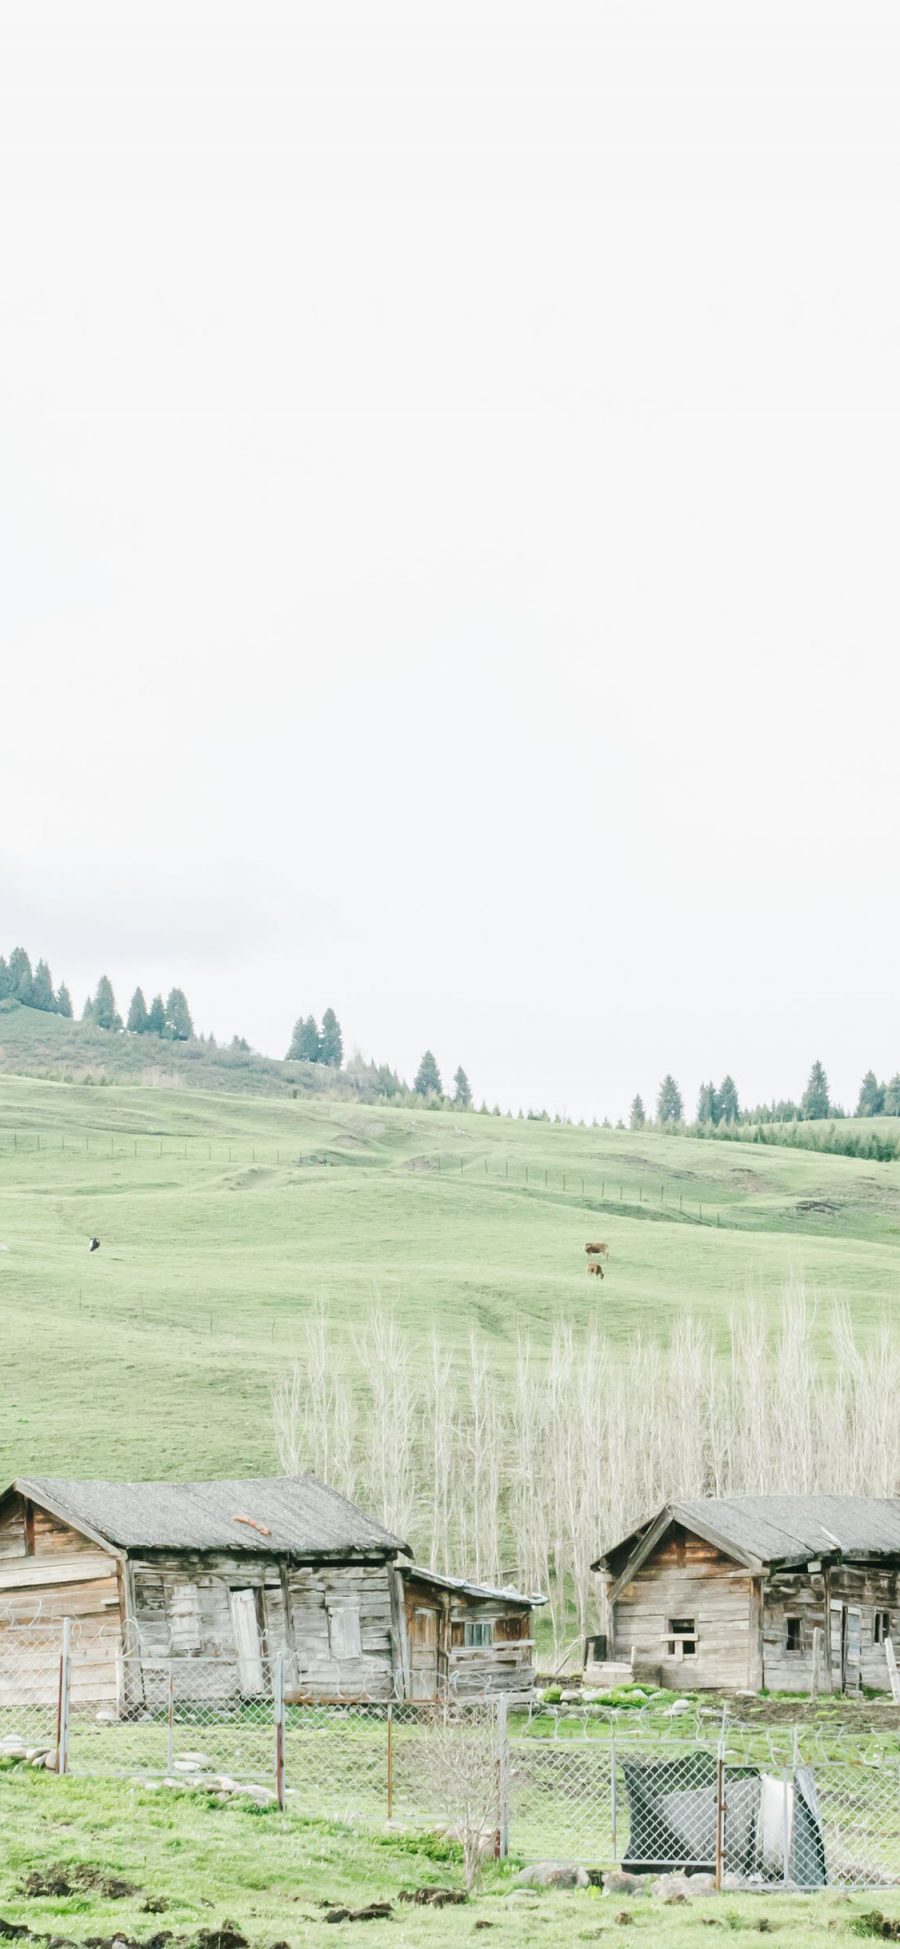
[875,1611,892,1645]
[665,1617,697,1659]
[327,1605,362,1660]
[786,1617,802,1652]
[464,1619,494,1647]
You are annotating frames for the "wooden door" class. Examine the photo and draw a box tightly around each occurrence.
[829,1600,862,1695]
[844,1606,862,1694]
[410,1606,439,1700]
[229,1589,265,1695]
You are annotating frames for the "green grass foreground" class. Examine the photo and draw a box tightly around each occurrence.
[0,1769,897,1948]
[1,1071,900,1478]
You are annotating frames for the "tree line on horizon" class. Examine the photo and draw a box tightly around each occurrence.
[0,947,195,1045]
[627,1058,900,1136]
[4,943,899,1130]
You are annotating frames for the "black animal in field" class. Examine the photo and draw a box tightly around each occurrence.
[88,1236,100,1253]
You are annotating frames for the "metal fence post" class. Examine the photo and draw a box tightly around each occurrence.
[56,1618,72,1775]
[166,1666,175,1776]
[782,1766,791,1885]
[610,1727,618,1863]
[386,1703,394,1821]
[273,1650,285,1811]
[497,1695,510,1860]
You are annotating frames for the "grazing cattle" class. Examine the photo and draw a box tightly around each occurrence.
[89,1236,101,1253]
[584,1241,609,1258]
[587,1261,604,1278]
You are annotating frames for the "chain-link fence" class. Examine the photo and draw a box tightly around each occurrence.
[3,1622,900,1889]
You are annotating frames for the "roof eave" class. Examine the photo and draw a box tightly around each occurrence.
[13,1478,125,1561]
[402,1562,546,1606]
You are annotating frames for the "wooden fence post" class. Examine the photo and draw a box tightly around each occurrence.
[274,1650,285,1810]
[496,1696,509,1859]
[56,1617,72,1775]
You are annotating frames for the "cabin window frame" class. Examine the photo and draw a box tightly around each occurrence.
[463,1619,494,1648]
[665,1616,698,1659]
[874,1609,892,1645]
[785,1615,802,1653]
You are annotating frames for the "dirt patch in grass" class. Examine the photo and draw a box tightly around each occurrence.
[20,1870,141,1902]
[398,1888,468,1908]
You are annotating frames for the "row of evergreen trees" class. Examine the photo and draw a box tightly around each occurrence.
[284,1024,474,1109]
[0,947,73,1017]
[120,986,194,1041]
[642,1061,900,1132]
[629,1063,839,1131]
[83,976,193,1039]
[414,1051,471,1105]
[0,946,195,1043]
[286,1009,344,1067]
[855,1070,900,1117]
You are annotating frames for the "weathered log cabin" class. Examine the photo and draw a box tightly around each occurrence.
[593,1496,900,1695]
[0,1475,541,1705]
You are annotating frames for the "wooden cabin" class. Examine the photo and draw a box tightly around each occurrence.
[0,1475,541,1705]
[594,1495,900,1696]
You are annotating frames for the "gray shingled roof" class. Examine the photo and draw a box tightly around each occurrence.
[595,1495,900,1572]
[13,1475,410,1558]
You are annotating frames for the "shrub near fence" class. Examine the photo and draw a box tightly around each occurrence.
[3,1625,900,1890]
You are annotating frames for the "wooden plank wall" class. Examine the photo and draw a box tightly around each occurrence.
[610,1527,754,1691]
[403,1577,535,1698]
[0,1492,121,1704]
[831,1565,900,1692]
[131,1552,398,1698]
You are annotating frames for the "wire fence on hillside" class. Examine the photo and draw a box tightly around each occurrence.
[0,1130,731,1224]
[2,1622,900,1889]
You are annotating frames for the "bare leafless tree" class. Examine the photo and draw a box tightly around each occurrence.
[274,1286,900,1654]
[416,1702,501,1890]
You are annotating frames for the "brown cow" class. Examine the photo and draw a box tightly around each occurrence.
[587,1261,604,1278]
[584,1242,609,1258]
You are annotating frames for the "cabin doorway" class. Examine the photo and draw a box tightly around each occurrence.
[229,1589,265,1695]
[830,1601,862,1695]
[410,1606,439,1699]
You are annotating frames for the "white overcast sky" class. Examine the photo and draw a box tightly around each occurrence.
[2,2,899,1122]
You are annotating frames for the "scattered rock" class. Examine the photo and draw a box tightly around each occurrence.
[196,1928,247,1949]
[663,1700,692,1717]
[614,1916,634,1928]
[515,1863,590,1889]
[601,1873,652,1898]
[474,1924,494,1931]
[140,1904,167,1917]
[653,1873,715,1900]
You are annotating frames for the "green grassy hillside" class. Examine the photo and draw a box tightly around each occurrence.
[0,998,342,1098]
[1,1071,900,1484]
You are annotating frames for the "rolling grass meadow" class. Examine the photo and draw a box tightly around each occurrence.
[1,1066,900,1484]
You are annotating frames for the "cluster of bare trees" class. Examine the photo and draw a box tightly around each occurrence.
[273,1286,900,1653]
